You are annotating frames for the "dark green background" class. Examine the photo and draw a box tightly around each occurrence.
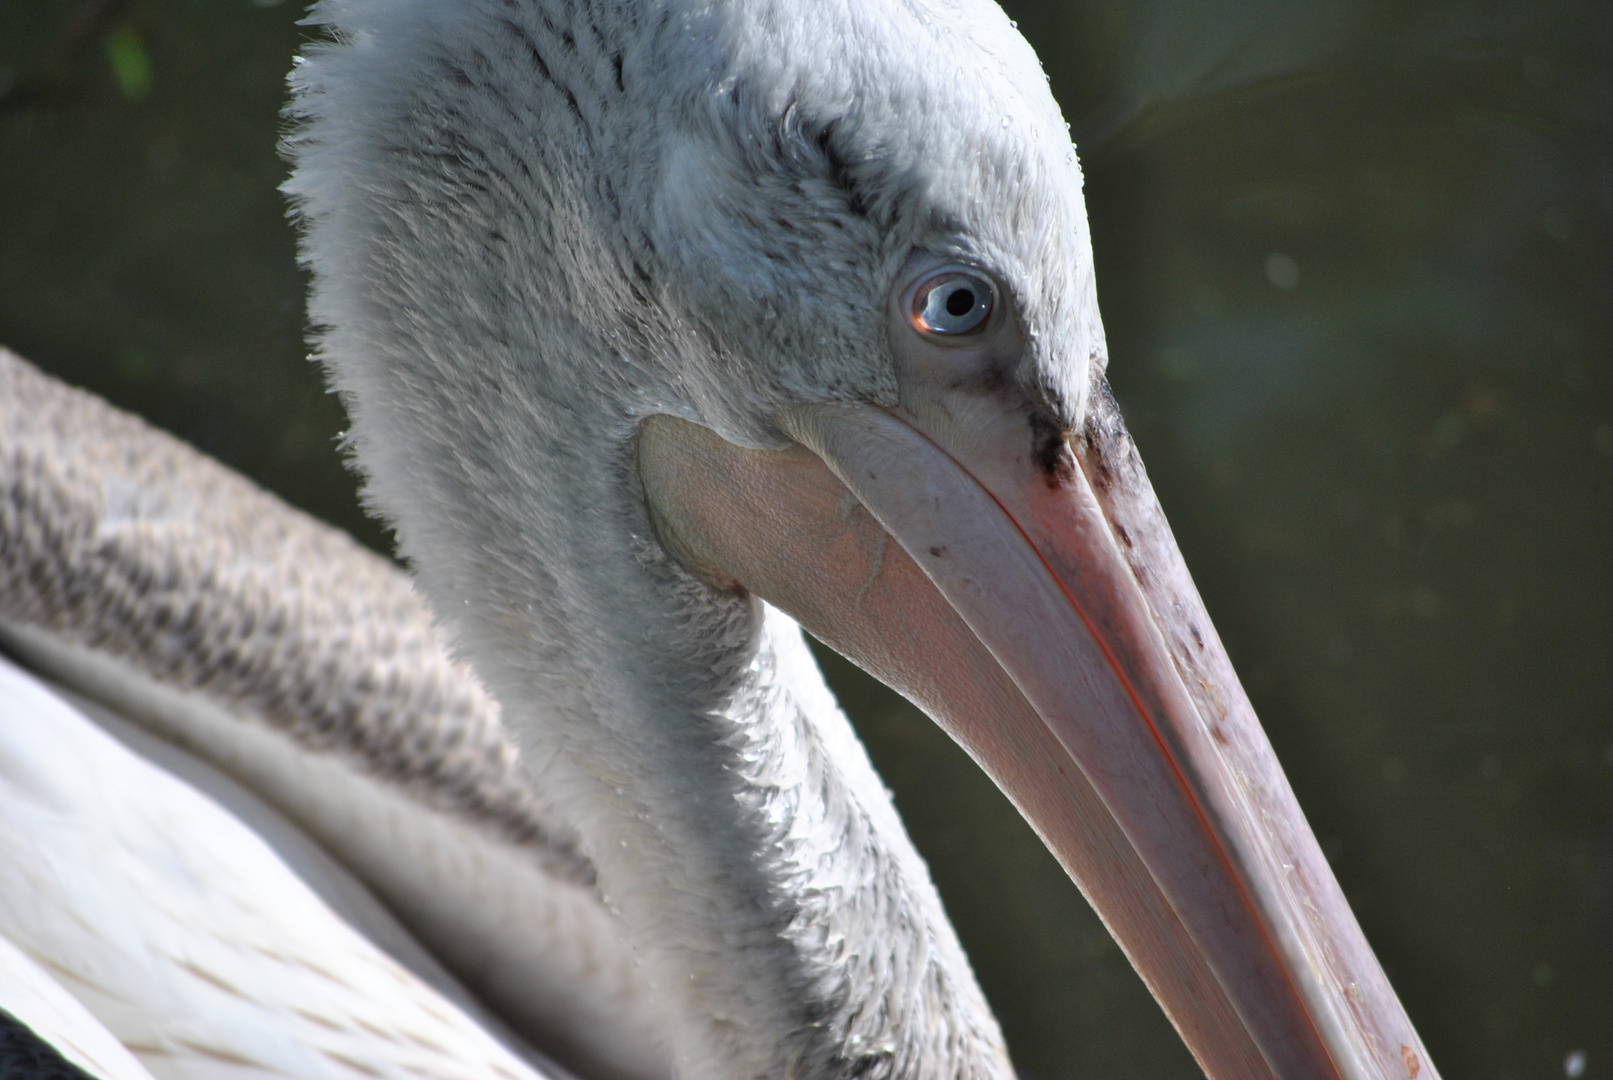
[2,1,1610,1077]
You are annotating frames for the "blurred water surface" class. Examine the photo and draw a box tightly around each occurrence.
[2,1,1610,1077]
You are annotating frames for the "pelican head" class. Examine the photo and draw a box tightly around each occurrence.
[285,1,1434,1078]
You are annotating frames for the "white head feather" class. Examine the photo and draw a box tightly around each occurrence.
[284,0,1104,1075]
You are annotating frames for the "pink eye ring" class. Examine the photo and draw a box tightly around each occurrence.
[911,270,995,335]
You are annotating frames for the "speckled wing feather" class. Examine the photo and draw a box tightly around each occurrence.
[0,350,668,1080]
[0,348,574,866]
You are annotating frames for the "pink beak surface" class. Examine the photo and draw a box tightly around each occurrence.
[639,374,1436,1080]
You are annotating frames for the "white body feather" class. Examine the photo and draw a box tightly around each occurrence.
[0,932,156,1080]
[0,651,553,1080]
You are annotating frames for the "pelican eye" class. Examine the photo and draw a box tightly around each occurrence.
[911,271,994,336]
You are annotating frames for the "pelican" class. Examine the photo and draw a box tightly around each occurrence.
[0,0,1439,1077]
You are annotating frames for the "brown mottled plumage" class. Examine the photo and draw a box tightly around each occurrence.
[0,348,573,866]
[0,348,667,1080]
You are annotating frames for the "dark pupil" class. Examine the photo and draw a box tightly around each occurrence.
[944,287,976,317]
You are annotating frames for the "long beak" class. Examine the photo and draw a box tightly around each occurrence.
[638,377,1434,1080]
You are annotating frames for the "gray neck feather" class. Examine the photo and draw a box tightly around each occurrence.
[286,0,1011,1076]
